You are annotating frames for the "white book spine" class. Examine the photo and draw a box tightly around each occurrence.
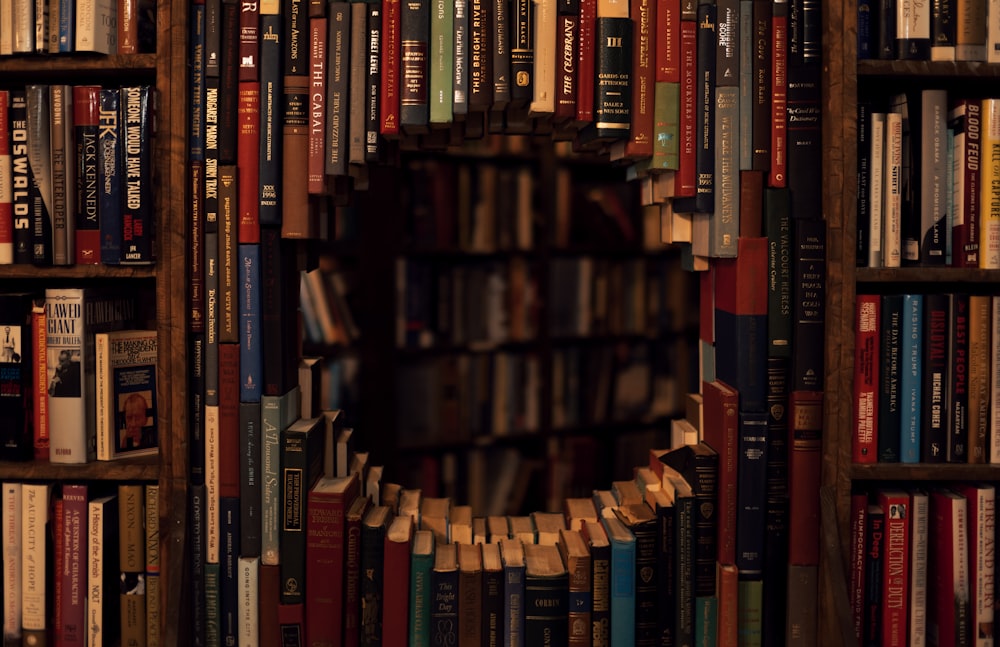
[20,483,49,632]
[11,0,33,53]
[2,483,21,642]
[529,0,556,115]
[238,556,259,647]
[206,403,221,564]
[909,490,928,647]
[868,112,886,268]
[88,499,105,647]
[973,487,996,647]
[884,110,903,267]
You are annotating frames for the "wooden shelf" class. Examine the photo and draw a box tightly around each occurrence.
[0,455,160,481]
[855,267,1000,284]
[858,59,1000,78]
[0,53,156,78]
[850,463,1000,481]
[0,265,156,280]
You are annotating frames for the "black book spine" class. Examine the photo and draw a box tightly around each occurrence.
[190,332,206,484]
[524,572,569,646]
[509,0,534,107]
[492,0,511,108]
[920,292,949,463]
[672,3,714,213]
[654,502,676,647]
[863,505,884,645]
[205,75,221,235]
[260,226,299,396]
[590,538,610,647]
[10,89,31,264]
[736,411,768,576]
[876,0,895,59]
[483,564,503,645]
[751,0,771,172]
[673,495,694,647]
[280,421,325,604]
[765,356,789,497]
[220,495,241,647]
[259,13,284,225]
[360,518,388,644]
[120,86,155,265]
[400,0,430,130]
[790,217,826,391]
[190,484,208,647]
[366,3,383,162]
[931,0,955,52]
[632,518,658,647]
[207,0,223,78]
[877,294,903,463]
[587,16,633,140]
[765,186,792,357]
[761,494,789,647]
[240,401,262,557]
[856,101,871,266]
[453,0,469,116]
[191,2,207,161]
[220,1,241,164]
[948,292,969,463]
[468,0,493,112]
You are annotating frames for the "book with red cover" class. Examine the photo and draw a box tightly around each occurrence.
[655,0,679,81]
[237,81,261,244]
[555,0,579,123]
[675,16,697,197]
[308,17,327,195]
[713,236,768,413]
[877,488,910,646]
[717,561,738,647]
[951,482,995,646]
[852,294,880,464]
[382,515,414,647]
[72,85,101,264]
[219,342,241,499]
[929,489,970,647]
[769,0,787,188]
[701,379,738,566]
[575,0,596,125]
[788,389,823,566]
[259,564,281,646]
[305,472,361,647]
[381,0,401,136]
[278,602,305,647]
[59,484,88,646]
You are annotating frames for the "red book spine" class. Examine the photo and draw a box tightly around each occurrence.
[118,0,138,53]
[259,564,281,646]
[769,1,787,187]
[381,0,401,136]
[31,299,48,460]
[219,342,240,498]
[304,479,359,647]
[878,489,910,647]
[788,389,823,566]
[60,484,87,646]
[676,17,697,198]
[575,0,596,124]
[277,603,305,646]
[622,0,655,158]
[237,82,261,243]
[308,17,328,195]
[849,491,868,644]
[717,562,738,647]
[554,12,578,122]
[382,524,413,647]
[72,85,101,264]
[931,490,969,647]
[655,0,679,82]
[702,379,738,565]
[853,294,880,463]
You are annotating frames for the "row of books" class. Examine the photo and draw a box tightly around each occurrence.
[299,265,359,348]
[856,0,1000,62]
[0,0,155,55]
[848,483,996,646]
[0,84,156,266]
[0,288,158,465]
[852,292,1000,464]
[0,482,157,647]
[857,92,1000,269]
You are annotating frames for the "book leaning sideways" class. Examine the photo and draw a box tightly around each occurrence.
[45,287,136,463]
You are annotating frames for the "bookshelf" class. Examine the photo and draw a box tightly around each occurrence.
[0,3,189,646]
[821,1,1000,645]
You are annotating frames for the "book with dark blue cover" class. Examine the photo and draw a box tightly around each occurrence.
[98,88,122,265]
[791,217,826,391]
[524,544,569,646]
[736,410,768,576]
[119,86,155,265]
[190,2,206,161]
[900,294,923,463]
[614,503,657,646]
[220,495,241,647]
[431,542,460,647]
[877,294,903,462]
[258,13,283,226]
[499,538,526,647]
[239,242,262,402]
[601,514,636,647]
[239,401,261,557]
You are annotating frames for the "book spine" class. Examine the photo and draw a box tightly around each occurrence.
[59,485,87,645]
[920,292,949,462]
[429,0,455,122]
[0,90,10,265]
[25,85,53,266]
[791,217,825,390]
[118,483,147,647]
[897,0,932,58]
[220,1,240,164]
[608,534,636,647]
[381,0,402,136]
[737,410,769,577]
[788,389,823,566]
[47,85,70,266]
[982,97,1000,269]
[710,83,739,257]
[967,295,991,463]
[853,294,880,463]
[454,0,470,117]
[623,0,654,157]
[948,293,969,462]
[239,401,262,559]
[674,495,695,646]
[509,0,533,109]
[589,536,610,647]
[675,16,696,197]
[305,488,350,647]
[785,3,821,219]
[220,496,240,647]
[120,86,154,265]
[856,101,871,265]
[360,517,388,644]
[190,485,207,647]
[676,3,713,210]
[218,165,238,343]
[410,549,434,647]
[553,0,578,122]
[877,490,910,646]
[769,0,787,187]
[751,0,770,172]
[525,571,569,646]
[308,16,327,193]
[71,86,100,265]
[849,491,868,643]
[399,0,430,132]
[863,503,884,645]
[949,98,981,267]
[575,0,595,124]
[241,0,261,82]
[146,484,161,647]
[239,243,262,402]
[899,294,923,463]
[366,4,383,161]
[877,294,903,463]
[931,0,956,59]
[503,561,525,647]
[258,13,283,225]
[765,187,792,355]
[281,0,311,238]
[867,111,886,268]
[591,17,634,139]
[920,89,949,264]
[237,556,259,647]
[238,82,262,243]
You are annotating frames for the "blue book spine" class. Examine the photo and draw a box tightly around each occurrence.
[258,13,282,226]
[220,496,241,647]
[98,88,122,265]
[736,410,769,575]
[901,294,923,463]
[503,562,525,647]
[239,243,262,402]
[715,310,769,413]
[119,85,155,265]
[239,401,261,557]
[190,3,206,161]
[432,566,460,647]
[606,530,636,647]
[58,0,73,52]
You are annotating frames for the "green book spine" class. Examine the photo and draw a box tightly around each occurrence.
[737,578,763,647]
[710,84,739,258]
[429,0,454,123]
[695,595,718,647]
[409,549,434,647]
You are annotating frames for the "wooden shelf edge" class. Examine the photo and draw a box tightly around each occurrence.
[0,53,156,74]
[0,264,157,280]
[0,455,160,481]
[850,462,1000,480]
[856,267,1000,283]
[858,59,1000,78]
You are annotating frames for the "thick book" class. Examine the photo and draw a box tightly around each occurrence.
[258,13,283,225]
[280,415,326,605]
[852,293,880,463]
[790,217,826,391]
[45,288,136,463]
[714,236,768,413]
[457,542,484,646]
[787,389,824,566]
[261,385,300,565]
[360,504,393,645]
[381,0,401,136]
[951,482,995,644]
[57,484,87,646]
[947,293,970,463]
[72,85,100,264]
[920,292,949,463]
[260,227,299,396]
[431,542,460,647]
[577,17,633,145]
[118,484,147,647]
[557,528,592,647]
[382,515,413,647]
[408,529,435,647]
[240,401,262,557]
[95,328,158,461]
[87,494,119,647]
[967,295,991,463]
[736,410,769,576]
[237,81,262,243]
[238,243,262,402]
[524,543,570,646]
[877,294,903,463]
[0,292,35,461]
[499,537,527,647]
[399,0,429,133]
[614,502,657,646]
[119,85,155,265]
[601,514,636,647]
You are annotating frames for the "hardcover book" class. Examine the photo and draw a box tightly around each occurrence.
[88,493,119,647]
[261,385,300,565]
[280,415,327,605]
[258,13,283,225]
[118,483,147,647]
[240,401,262,557]
[399,0,429,133]
[408,529,435,647]
[877,294,903,463]
[361,504,393,645]
[920,292,949,463]
[382,515,413,647]
[523,543,570,646]
[119,85,155,265]
[0,292,34,461]
[431,542,460,647]
[45,288,136,464]
[95,328,158,461]
[72,85,100,264]
[853,294,880,463]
